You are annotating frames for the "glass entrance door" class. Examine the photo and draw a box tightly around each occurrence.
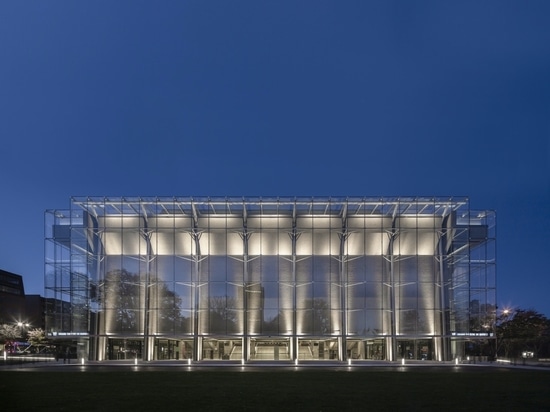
[154,339,193,360]
[202,339,242,360]
[249,338,291,360]
[397,339,432,360]
[107,339,142,360]
[297,338,338,360]
[347,339,385,360]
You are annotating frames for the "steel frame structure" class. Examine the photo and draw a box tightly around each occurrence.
[45,197,496,362]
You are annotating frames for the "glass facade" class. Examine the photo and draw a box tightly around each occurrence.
[45,197,496,362]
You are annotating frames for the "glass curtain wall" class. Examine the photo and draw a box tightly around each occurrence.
[45,197,496,362]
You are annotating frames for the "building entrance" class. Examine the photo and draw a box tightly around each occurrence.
[397,339,432,360]
[297,338,338,360]
[249,338,291,360]
[202,339,242,360]
[154,339,193,360]
[107,338,142,360]
[347,339,385,360]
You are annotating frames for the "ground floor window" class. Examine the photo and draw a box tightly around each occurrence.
[202,339,242,360]
[107,339,142,360]
[155,339,193,360]
[297,338,339,360]
[250,338,291,360]
[347,339,385,360]
[397,339,432,360]
[95,336,469,362]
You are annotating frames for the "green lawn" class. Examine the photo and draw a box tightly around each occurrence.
[2,367,549,411]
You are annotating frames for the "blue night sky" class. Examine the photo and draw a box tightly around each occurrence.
[1,2,549,315]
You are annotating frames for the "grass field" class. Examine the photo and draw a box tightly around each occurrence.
[1,367,549,411]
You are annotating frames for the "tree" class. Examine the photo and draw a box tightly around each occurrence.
[497,309,550,359]
[27,328,46,346]
[0,324,22,354]
[0,324,21,343]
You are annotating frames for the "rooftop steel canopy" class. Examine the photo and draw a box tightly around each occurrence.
[71,196,469,219]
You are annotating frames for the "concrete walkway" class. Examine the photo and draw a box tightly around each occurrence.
[2,357,549,372]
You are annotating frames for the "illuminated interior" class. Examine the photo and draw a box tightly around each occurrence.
[45,197,496,362]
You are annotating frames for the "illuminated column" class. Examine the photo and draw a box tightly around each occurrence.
[338,202,350,361]
[95,224,106,361]
[289,201,301,361]
[240,228,252,363]
[191,201,202,362]
[142,226,155,362]
[190,229,202,361]
[435,230,447,361]
[386,225,399,362]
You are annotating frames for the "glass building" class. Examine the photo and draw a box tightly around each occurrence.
[45,197,496,362]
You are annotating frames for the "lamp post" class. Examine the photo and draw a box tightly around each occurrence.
[495,308,512,359]
[16,322,30,340]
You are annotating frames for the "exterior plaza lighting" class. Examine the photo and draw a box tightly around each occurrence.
[45,197,496,363]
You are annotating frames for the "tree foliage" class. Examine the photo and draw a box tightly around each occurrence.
[0,324,21,343]
[27,328,46,346]
[497,309,550,358]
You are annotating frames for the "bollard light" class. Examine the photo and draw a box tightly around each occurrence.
[348,359,352,366]
[134,358,138,365]
[81,357,85,365]
[455,358,459,365]
[402,358,405,365]
[188,358,191,366]
[295,358,298,366]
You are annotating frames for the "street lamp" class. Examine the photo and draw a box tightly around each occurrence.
[16,322,31,340]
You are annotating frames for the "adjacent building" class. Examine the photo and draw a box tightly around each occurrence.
[0,269,26,325]
[45,197,496,362]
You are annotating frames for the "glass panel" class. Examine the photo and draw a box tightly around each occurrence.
[227,257,243,282]
[365,282,382,309]
[347,284,365,310]
[155,256,174,281]
[297,309,313,334]
[209,256,227,281]
[263,281,278,309]
[296,283,313,308]
[296,258,312,282]
[347,310,365,335]
[174,257,192,283]
[365,256,384,282]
